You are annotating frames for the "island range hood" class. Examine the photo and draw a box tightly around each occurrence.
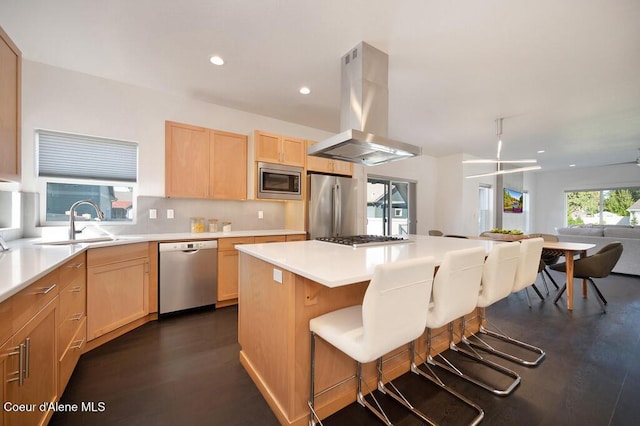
[307,42,421,166]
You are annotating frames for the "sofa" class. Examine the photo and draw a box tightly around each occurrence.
[555,225,640,276]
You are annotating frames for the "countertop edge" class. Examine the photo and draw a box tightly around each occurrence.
[0,229,306,303]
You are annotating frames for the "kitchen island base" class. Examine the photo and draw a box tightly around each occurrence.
[238,253,484,426]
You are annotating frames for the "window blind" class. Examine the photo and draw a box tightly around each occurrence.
[37,130,138,182]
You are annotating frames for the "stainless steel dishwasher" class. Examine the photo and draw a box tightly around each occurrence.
[159,240,218,315]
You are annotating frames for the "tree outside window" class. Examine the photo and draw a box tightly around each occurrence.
[566,188,640,226]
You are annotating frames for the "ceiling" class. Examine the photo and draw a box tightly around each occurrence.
[1,0,639,171]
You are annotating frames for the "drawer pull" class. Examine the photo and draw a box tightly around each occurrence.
[71,338,85,350]
[70,312,84,321]
[68,262,84,269]
[6,343,25,386]
[35,283,57,295]
[70,286,83,293]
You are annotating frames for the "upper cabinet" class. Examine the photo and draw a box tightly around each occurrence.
[165,121,247,199]
[0,25,21,182]
[306,140,353,176]
[255,130,305,167]
[209,130,247,200]
[165,121,210,198]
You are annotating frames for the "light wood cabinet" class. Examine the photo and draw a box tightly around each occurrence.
[218,235,304,305]
[254,235,286,244]
[306,140,353,176]
[209,130,247,199]
[255,130,305,167]
[0,267,59,426]
[2,299,58,426]
[57,253,86,394]
[218,237,255,303]
[285,234,307,242]
[165,121,210,198]
[87,243,149,341]
[0,25,21,182]
[165,121,248,200]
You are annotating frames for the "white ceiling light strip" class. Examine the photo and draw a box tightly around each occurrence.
[464,117,541,178]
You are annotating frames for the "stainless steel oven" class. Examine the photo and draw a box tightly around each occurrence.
[257,162,303,200]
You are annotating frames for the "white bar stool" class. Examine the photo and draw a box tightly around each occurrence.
[308,257,436,426]
[413,246,521,397]
[455,242,524,393]
[468,238,546,366]
[512,237,546,307]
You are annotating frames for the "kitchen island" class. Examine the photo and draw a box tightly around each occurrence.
[237,235,499,426]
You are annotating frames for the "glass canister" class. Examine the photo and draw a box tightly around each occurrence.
[208,219,219,233]
[222,221,232,233]
[190,217,206,233]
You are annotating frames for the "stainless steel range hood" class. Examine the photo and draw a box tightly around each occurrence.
[308,42,421,166]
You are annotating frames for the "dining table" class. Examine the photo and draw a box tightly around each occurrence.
[540,240,596,310]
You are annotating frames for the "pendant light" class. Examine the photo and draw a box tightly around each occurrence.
[464,118,541,178]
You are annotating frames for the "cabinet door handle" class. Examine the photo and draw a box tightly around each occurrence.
[35,283,57,295]
[24,338,30,379]
[70,312,84,321]
[71,338,85,350]
[6,344,24,386]
[70,286,82,293]
[68,263,84,269]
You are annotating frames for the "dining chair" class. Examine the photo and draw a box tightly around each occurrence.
[530,233,561,293]
[308,257,436,425]
[550,241,623,313]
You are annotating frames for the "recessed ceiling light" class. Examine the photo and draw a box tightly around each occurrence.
[209,55,224,66]
[299,86,311,95]
[569,164,576,167]
[537,150,545,154]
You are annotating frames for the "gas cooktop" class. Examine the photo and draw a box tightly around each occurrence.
[315,235,412,248]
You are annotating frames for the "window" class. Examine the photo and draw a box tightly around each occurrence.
[478,185,493,234]
[565,187,640,226]
[37,130,138,224]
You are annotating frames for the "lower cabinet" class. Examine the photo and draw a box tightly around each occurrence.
[57,253,87,394]
[2,299,58,426]
[218,237,255,303]
[87,243,149,341]
[58,318,86,396]
[217,234,305,305]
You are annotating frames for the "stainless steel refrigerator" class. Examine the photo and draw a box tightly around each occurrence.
[308,174,358,239]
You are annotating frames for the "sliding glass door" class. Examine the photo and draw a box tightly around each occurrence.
[366,177,416,236]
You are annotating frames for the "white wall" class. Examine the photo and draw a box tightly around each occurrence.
[531,163,640,234]
[20,60,334,196]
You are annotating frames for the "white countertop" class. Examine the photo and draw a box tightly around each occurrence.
[236,235,500,288]
[0,229,305,303]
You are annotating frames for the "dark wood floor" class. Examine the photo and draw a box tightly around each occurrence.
[51,271,640,425]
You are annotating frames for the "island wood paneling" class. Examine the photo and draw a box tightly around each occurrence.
[238,252,484,426]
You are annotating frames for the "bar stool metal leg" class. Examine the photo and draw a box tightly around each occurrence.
[431,321,521,396]
[466,310,546,367]
[309,331,322,426]
[410,339,485,426]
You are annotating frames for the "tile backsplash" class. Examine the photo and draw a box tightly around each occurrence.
[19,193,290,238]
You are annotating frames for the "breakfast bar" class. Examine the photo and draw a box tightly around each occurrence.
[236,236,498,426]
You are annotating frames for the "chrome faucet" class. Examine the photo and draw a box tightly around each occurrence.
[68,200,105,240]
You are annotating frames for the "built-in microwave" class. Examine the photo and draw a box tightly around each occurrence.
[257,162,303,200]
